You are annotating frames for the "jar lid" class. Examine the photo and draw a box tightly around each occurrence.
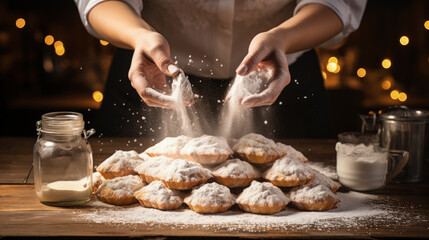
[379,106,429,122]
[41,112,84,134]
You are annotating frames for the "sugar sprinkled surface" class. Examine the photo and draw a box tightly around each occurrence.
[74,190,423,232]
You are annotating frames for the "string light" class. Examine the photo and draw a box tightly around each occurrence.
[390,90,399,100]
[382,58,392,69]
[398,92,407,102]
[44,35,54,45]
[15,18,25,29]
[357,68,366,78]
[328,57,338,64]
[399,36,409,46]
[381,80,392,90]
[424,20,429,30]
[55,46,65,56]
[326,62,338,73]
[54,41,63,48]
[93,91,103,102]
[100,40,109,46]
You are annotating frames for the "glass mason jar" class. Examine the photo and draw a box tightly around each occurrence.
[33,112,95,206]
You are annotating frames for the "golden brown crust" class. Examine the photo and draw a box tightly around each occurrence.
[265,173,314,187]
[292,196,339,211]
[213,176,257,188]
[96,187,137,206]
[184,153,230,165]
[238,152,280,164]
[187,204,231,214]
[237,202,286,215]
[139,173,209,190]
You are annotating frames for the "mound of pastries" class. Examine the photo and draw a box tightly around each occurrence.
[134,180,183,210]
[93,133,341,214]
[134,156,212,190]
[236,181,290,214]
[180,135,233,164]
[212,158,260,188]
[184,182,235,214]
[96,175,145,205]
[96,150,145,179]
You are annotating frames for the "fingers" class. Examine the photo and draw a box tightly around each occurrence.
[149,43,179,77]
[236,45,269,76]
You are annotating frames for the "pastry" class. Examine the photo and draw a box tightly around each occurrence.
[236,181,290,215]
[212,158,261,188]
[276,142,308,162]
[232,133,284,164]
[309,168,341,193]
[180,135,233,164]
[134,156,212,190]
[96,175,145,206]
[92,171,105,193]
[184,182,235,214]
[96,150,145,179]
[263,157,314,187]
[134,180,183,210]
[289,184,340,211]
[144,135,191,159]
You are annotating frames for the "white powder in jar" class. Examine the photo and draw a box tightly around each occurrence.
[336,142,388,191]
[37,177,91,203]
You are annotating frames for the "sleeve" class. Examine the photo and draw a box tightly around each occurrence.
[294,0,367,47]
[74,0,143,39]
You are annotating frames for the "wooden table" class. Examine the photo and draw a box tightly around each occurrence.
[1,137,428,239]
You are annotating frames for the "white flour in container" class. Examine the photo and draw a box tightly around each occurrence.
[74,191,412,232]
[38,177,91,203]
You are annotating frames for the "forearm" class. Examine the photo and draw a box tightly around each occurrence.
[88,1,153,49]
[269,3,343,54]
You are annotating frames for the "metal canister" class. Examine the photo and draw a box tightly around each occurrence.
[379,106,429,182]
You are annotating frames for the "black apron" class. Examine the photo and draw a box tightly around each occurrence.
[94,49,333,139]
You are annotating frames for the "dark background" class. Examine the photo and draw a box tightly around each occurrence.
[1,0,429,137]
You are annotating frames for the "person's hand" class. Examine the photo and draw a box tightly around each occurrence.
[128,31,180,108]
[234,31,291,107]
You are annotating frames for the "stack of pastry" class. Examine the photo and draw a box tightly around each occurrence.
[91,133,341,214]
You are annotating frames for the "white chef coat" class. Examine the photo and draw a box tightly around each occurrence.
[75,0,366,79]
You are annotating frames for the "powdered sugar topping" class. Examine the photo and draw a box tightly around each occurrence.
[96,175,145,198]
[98,150,145,172]
[276,142,308,162]
[236,181,289,206]
[134,181,182,205]
[232,133,283,156]
[181,135,233,156]
[289,185,339,204]
[264,157,314,180]
[212,158,260,178]
[144,135,192,158]
[184,182,235,207]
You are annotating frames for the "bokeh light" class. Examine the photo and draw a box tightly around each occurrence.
[390,90,399,100]
[93,91,103,102]
[54,41,63,48]
[15,18,25,29]
[425,20,429,30]
[398,92,407,102]
[382,58,392,69]
[44,35,54,45]
[328,57,338,64]
[55,46,65,56]
[100,40,109,46]
[381,80,392,90]
[322,71,327,80]
[357,68,366,78]
[399,36,409,46]
[326,62,338,73]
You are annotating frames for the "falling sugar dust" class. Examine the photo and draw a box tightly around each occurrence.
[219,66,274,139]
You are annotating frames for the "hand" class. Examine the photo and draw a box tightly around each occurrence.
[235,31,291,107]
[128,31,180,108]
